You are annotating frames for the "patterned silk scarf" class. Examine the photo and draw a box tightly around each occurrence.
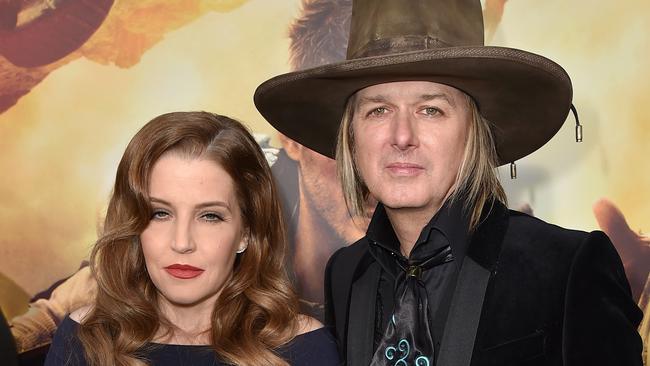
[370,245,454,366]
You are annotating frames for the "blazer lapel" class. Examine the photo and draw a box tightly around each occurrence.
[327,240,380,365]
[347,261,381,366]
[437,257,491,366]
[437,201,510,366]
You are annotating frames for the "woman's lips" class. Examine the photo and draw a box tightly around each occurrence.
[386,162,424,176]
[164,264,204,279]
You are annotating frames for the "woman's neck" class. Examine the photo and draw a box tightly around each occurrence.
[153,293,217,345]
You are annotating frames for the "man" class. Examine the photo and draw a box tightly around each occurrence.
[276,134,369,304]
[274,0,368,307]
[255,0,643,365]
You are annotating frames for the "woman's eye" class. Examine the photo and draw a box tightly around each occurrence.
[152,211,170,220]
[202,213,223,222]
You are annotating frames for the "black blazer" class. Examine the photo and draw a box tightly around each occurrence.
[325,202,643,366]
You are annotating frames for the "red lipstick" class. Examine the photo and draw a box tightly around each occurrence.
[164,264,204,279]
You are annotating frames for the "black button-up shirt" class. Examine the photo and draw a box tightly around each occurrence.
[367,199,470,363]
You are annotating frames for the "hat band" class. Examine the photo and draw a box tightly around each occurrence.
[349,35,454,59]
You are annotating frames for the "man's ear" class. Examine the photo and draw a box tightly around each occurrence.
[278,133,302,161]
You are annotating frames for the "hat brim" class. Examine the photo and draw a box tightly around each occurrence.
[254,46,572,164]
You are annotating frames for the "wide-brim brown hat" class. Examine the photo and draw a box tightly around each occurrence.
[254,0,573,164]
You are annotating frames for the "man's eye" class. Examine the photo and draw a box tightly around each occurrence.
[422,107,441,116]
[202,213,223,222]
[152,211,170,220]
[368,107,388,117]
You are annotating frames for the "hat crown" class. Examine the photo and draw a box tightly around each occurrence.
[347,0,485,59]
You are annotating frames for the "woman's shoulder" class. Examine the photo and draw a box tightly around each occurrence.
[279,315,340,366]
[44,315,87,366]
[296,314,323,335]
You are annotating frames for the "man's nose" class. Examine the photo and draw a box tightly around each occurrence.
[391,111,419,151]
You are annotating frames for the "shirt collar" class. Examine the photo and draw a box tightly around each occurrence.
[367,198,470,276]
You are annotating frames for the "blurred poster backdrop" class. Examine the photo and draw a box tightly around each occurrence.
[0,0,648,354]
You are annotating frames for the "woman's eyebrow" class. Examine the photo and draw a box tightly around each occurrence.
[195,201,231,211]
[149,197,231,211]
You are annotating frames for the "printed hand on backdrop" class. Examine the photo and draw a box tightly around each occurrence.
[10,266,97,353]
[48,266,97,317]
[517,199,649,302]
[593,198,650,302]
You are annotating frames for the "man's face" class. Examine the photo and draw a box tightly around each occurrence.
[352,81,470,213]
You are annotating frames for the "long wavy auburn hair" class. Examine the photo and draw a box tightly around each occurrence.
[78,111,300,366]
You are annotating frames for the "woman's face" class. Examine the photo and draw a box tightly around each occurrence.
[140,153,246,308]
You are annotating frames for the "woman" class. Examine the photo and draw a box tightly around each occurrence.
[45,112,340,366]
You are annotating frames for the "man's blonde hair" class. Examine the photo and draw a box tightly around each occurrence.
[335,92,507,231]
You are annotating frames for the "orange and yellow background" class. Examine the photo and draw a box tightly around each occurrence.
[0,0,648,341]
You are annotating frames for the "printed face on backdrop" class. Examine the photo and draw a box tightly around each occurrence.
[352,81,470,213]
[281,137,368,243]
[140,153,246,308]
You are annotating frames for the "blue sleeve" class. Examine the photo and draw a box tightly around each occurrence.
[44,316,88,366]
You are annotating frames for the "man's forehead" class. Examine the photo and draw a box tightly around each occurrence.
[353,81,464,106]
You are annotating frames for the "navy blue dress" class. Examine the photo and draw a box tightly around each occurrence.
[45,316,340,365]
